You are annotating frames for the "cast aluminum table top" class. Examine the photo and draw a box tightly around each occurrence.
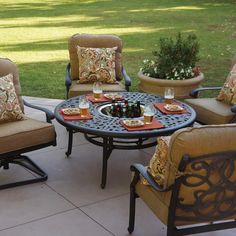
[54,92,196,188]
[54,92,196,138]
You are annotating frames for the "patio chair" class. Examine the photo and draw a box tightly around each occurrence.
[0,58,56,190]
[128,124,236,236]
[184,54,236,124]
[65,33,131,98]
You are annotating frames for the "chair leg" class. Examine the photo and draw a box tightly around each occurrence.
[128,184,137,234]
[66,129,73,157]
[167,227,175,236]
[0,155,47,190]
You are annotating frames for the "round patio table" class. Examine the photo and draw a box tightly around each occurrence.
[54,92,196,188]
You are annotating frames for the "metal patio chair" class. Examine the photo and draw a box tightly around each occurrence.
[0,58,56,190]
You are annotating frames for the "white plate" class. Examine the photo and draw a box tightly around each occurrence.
[123,119,144,127]
[104,93,123,100]
[61,108,80,115]
[164,104,183,112]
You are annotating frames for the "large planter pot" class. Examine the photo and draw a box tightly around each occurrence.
[138,71,204,99]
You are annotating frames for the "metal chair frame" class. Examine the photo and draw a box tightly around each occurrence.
[128,150,236,236]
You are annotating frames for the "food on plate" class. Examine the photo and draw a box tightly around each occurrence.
[123,119,144,127]
[164,104,183,112]
[61,108,80,115]
[104,93,123,100]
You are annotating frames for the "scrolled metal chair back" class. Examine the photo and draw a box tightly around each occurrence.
[171,151,236,226]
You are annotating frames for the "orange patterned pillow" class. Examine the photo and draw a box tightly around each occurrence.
[0,74,24,123]
[77,46,117,84]
[217,64,236,105]
[141,136,171,188]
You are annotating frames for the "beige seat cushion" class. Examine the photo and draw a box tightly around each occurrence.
[68,80,126,97]
[185,98,234,124]
[0,117,56,154]
[135,180,170,225]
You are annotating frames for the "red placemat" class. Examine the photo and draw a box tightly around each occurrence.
[60,110,93,121]
[120,119,164,131]
[154,102,188,114]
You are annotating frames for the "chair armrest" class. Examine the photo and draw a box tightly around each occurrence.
[231,104,236,113]
[130,163,172,192]
[65,63,72,99]
[190,87,222,98]
[122,67,131,91]
[23,99,55,123]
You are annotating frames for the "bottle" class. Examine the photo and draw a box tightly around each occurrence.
[136,101,141,117]
[117,102,122,118]
[126,101,131,118]
[133,104,138,118]
[124,100,128,108]
[130,104,135,118]
[111,99,116,117]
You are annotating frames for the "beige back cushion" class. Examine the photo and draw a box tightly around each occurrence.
[166,124,236,224]
[168,124,236,186]
[68,33,123,81]
[0,58,24,112]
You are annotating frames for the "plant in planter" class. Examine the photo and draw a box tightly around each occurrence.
[138,33,204,98]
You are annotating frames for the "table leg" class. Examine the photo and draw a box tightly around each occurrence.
[101,137,113,189]
[66,129,73,157]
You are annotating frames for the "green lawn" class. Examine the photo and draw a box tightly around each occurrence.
[1,0,236,99]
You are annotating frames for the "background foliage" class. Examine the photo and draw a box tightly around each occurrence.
[0,0,236,99]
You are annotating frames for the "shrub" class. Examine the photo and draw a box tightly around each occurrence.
[141,33,201,80]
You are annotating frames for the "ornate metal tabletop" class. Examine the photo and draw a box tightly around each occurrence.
[54,92,196,138]
[54,92,196,188]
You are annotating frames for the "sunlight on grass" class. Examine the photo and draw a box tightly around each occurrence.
[182,29,197,33]
[129,6,205,13]
[0,15,101,27]
[80,0,111,4]
[1,24,167,64]
[125,48,145,53]
[5,50,68,64]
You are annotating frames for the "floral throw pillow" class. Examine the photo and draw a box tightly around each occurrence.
[141,136,171,189]
[216,64,236,105]
[0,74,24,124]
[77,46,117,84]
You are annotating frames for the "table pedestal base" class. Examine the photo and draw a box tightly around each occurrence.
[84,134,157,188]
[65,129,157,188]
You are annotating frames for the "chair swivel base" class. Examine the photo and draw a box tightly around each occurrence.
[0,154,48,190]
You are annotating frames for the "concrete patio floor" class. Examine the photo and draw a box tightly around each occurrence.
[1,96,236,236]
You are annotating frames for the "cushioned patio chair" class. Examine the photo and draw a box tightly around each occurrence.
[128,124,236,236]
[0,58,56,190]
[65,33,131,98]
[185,54,236,124]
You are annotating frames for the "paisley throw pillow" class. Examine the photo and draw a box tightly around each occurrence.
[0,74,24,123]
[217,64,236,105]
[141,136,171,188]
[77,46,117,84]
